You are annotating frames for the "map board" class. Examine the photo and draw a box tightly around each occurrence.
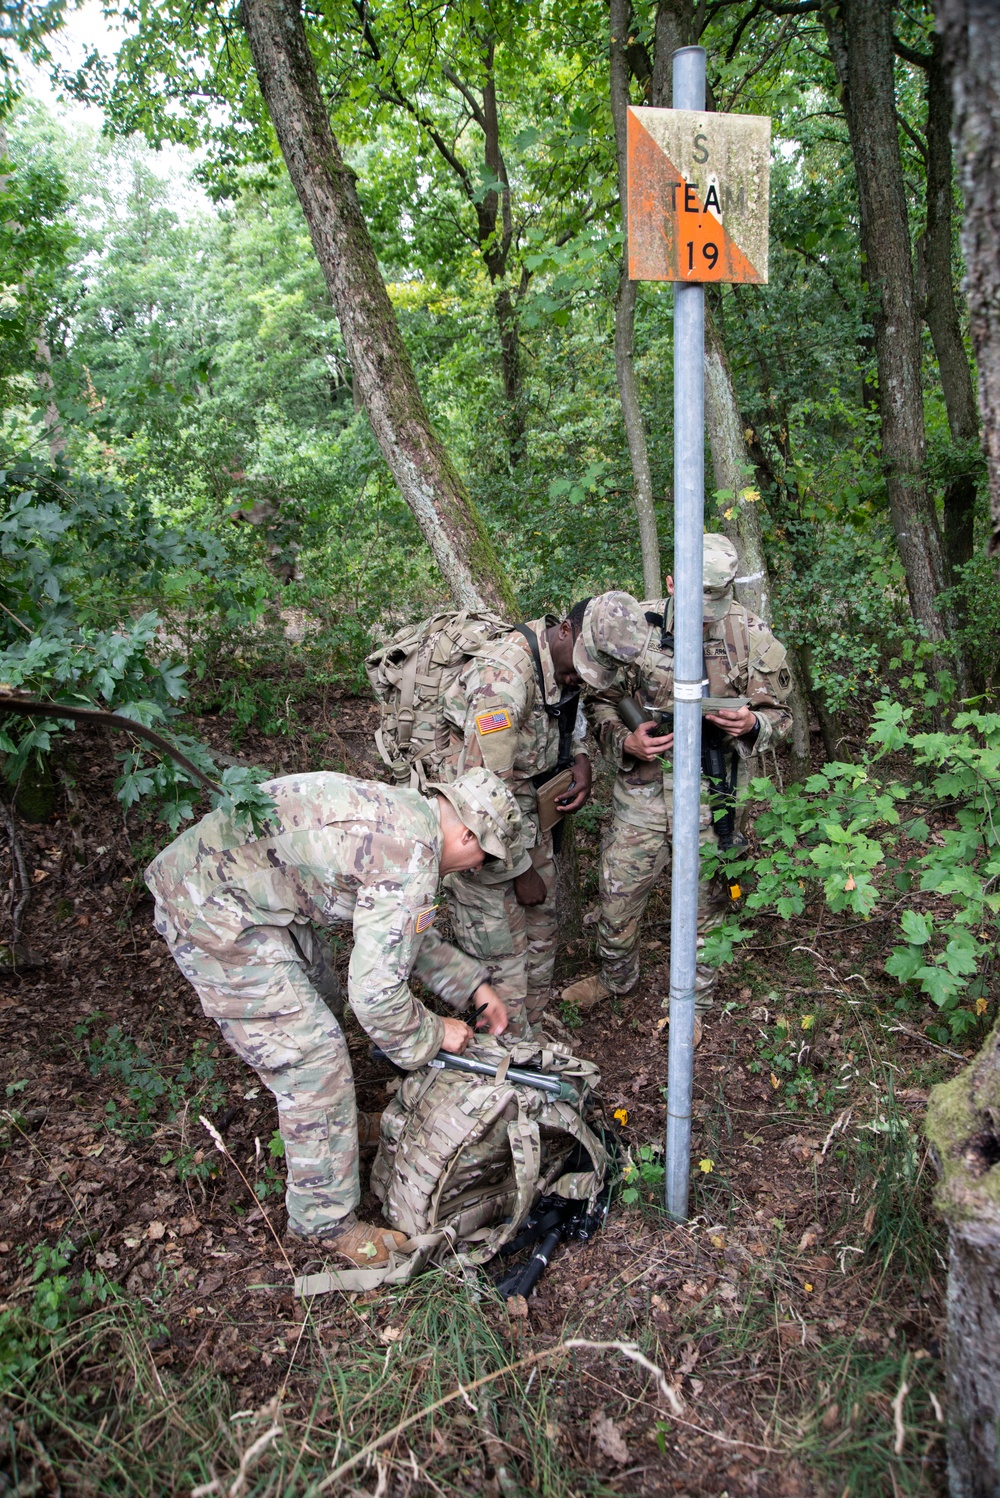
[627,106,770,284]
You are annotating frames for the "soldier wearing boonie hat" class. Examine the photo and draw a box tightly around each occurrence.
[145,767,520,1271]
[564,536,793,1033]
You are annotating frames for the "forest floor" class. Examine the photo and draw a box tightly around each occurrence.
[0,685,964,1497]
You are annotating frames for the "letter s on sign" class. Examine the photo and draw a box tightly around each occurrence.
[693,132,709,164]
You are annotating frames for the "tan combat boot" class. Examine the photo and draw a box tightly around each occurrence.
[561,973,614,1011]
[286,1216,409,1267]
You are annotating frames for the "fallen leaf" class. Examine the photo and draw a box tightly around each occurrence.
[506,1295,528,1319]
[770,1073,780,1090]
[862,1205,877,1236]
[178,1216,201,1236]
[31,869,49,883]
[96,1251,119,1269]
[146,1221,165,1241]
[591,1411,629,1465]
[377,1325,403,1345]
[699,1158,714,1173]
[797,1229,817,1252]
[710,1234,724,1249]
[844,876,856,891]
[821,1403,840,1431]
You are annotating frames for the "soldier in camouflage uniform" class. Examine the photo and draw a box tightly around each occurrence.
[563,537,793,1031]
[145,767,521,1266]
[396,608,599,1028]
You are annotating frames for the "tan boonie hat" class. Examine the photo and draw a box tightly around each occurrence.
[573,590,646,689]
[428,767,522,866]
[701,533,739,621]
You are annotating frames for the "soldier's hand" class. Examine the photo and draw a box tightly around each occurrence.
[705,705,758,737]
[556,752,592,813]
[440,1017,474,1054]
[623,721,673,761]
[471,982,508,1035]
[513,866,547,905]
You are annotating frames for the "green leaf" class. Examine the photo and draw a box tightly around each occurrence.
[885,946,922,983]
[900,909,932,945]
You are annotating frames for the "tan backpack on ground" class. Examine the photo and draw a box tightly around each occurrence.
[294,1037,609,1297]
[365,609,513,783]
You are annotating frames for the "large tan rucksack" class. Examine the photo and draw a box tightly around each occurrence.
[365,609,513,783]
[293,1037,609,1297]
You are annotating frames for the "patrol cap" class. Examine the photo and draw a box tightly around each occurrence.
[428,767,522,867]
[572,590,646,689]
[701,533,739,621]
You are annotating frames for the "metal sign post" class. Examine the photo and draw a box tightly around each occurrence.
[624,51,770,1220]
[664,44,706,1222]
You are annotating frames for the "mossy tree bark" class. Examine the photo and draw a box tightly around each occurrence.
[241,0,515,615]
[609,0,661,599]
[823,0,960,671]
[925,1023,1000,1496]
[938,0,1000,563]
[926,8,1000,1490]
[913,32,981,587]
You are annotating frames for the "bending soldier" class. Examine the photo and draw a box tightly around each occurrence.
[563,536,793,1036]
[371,604,606,1029]
[146,767,520,1266]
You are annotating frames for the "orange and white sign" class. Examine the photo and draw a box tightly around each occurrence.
[627,107,770,284]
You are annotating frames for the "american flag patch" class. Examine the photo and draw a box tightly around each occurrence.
[475,709,512,735]
[415,906,437,934]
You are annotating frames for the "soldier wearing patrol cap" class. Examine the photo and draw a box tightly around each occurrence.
[145,767,521,1267]
[563,536,793,1034]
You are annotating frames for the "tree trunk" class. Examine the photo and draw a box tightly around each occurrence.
[703,302,811,777]
[609,0,661,598]
[924,8,1000,1490]
[925,1020,1000,1496]
[241,0,514,615]
[921,33,981,585]
[938,0,1000,563]
[824,0,953,650]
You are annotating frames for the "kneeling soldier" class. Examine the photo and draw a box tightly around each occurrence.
[146,767,520,1266]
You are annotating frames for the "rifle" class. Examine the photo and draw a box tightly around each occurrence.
[493,1138,615,1299]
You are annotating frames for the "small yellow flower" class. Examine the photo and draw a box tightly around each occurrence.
[770,1072,780,1090]
[699,1158,714,1174]
[801,1014,815,1031]
[804,1282,814,1293]
[613,1107,629,1126]
[723,506,735,519]
[739,487,761,504]
[975,997,988,1017]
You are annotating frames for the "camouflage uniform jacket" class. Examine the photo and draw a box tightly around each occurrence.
[144,773,486,1069]
[436,617,588,878]
[590,598,793,830]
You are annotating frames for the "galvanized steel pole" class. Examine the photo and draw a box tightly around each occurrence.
[665,44,707,1220]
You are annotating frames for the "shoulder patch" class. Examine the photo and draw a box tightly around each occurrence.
[415,906,437,934]
[475,708,513,735]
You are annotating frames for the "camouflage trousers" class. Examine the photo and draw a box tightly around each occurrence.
[445,829,557,1028]
[597,811,728,1012]
[156,914,358,1237]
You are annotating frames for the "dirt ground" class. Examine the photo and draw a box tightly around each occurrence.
[0,693,956,1495]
